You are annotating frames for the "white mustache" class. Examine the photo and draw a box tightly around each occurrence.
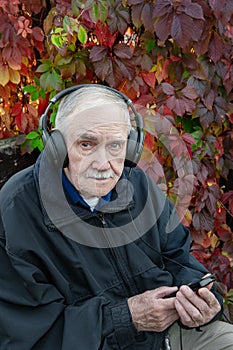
[85,171,115,179]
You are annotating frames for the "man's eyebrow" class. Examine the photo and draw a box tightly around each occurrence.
[78,133,98,141]
[78,133,127,141]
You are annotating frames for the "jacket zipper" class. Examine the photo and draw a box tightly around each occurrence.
[98,213,138,296]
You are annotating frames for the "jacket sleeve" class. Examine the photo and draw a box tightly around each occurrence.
[0,236,136,350]
[159,199,223,324]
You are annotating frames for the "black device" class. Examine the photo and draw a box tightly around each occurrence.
[39,84,145,168]
[164,274,216,298]
[186,274,216,291]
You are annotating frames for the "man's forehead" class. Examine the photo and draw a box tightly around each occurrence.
[70,103,128,123]
[70,114,128,134]
[73,122,128,139]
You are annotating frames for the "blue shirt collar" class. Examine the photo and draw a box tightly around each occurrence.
[62,172,111,209]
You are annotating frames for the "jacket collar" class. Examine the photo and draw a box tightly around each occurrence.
[33,152,135,230]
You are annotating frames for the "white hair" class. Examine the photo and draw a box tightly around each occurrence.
[55,86,131,139]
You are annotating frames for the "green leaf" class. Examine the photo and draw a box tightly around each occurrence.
[50,110,57,127]
[40,71,53,90]
[71,0,86,10]
[26,131,40,140]
[68,43,76,51]
[63,16,77,34]
[30,137,44,151]
[22,85,37,93]
[99,1,108,22]
[78,25,88,44]
[34,76,40,86]
[55,54,74,65]
[31,90,39,101]
[90,3,99,22]
[51,70,63,90]
[36,63,51,73]
[39,89,46,99]
[54,27,64,34]
[71,0,81,16]
[147,40,155,53]
[51,35,63,48]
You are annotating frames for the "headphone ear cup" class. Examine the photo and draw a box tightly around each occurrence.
[44,129,68,167]
[125,128,143,167]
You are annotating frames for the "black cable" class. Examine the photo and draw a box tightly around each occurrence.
[179,326,183,350]
[222,311,233,324]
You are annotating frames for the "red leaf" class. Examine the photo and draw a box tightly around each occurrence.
[209,32,223,64]
[128,0,144,5]
[93,58,111,81]
[27,103,38,118]
[114,44,134,59]
[169,136,184,157]
[196,164,209,185]
[184,3,204,20]
[203,89,216,110]
[179,96,196,113]
[131,3,143,28]
[38,96,49,116]
[222,191,233,215]
[153,0,172,17]
[141,71,156,88]
[193,210,214,232]
[20,63,29,76]
[209,0,224,19]
[11,101,22,116]
[154,13,172,43]
[181,86,198,100]
[108,2,129,34]
[32,27,44,42]
[15,112,28,132]
[171,14,203,48]
[2,46,12,61]
[115,58,135,80]
[167,96,194,116]
[161,82,175,95]
[223,240,233,258]
[89,46,108,62]
[141,3,153,31]
[206,192,217,216]
[138,147,164,183]
[171,14,182,43]
[181,133,196,145]
[144,133,154,150]
[95,22,117,49]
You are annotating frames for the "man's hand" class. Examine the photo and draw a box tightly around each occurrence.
[127,286,179,332]
[174,283,221,328]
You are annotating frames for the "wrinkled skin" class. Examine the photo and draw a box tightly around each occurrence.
[128,278,221,332]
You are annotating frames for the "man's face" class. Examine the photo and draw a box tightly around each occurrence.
[64,103,129,198]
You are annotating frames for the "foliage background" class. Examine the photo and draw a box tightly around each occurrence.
[0,0,233,309]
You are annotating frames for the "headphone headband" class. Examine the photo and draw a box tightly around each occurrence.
[40,84,144,168]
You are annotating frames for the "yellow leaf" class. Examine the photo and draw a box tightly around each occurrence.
[22,56,29,66]
[0,64,9,86]
[9,68,21,84]
[8,57,21,70]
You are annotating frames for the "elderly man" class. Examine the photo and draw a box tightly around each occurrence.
[0,84,232,349]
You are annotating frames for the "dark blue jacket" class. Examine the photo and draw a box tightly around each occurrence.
[0,154,222,349]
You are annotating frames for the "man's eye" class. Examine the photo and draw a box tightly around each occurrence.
[111,143,120,149]
[80,142,92,149]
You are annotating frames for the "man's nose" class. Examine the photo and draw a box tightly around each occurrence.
[91,146,111,170]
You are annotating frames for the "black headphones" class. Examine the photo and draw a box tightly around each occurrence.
[40,84,144,168]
